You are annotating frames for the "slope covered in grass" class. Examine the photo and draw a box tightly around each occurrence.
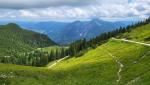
[50,40,150,85]
[0,63,53,85]
[0,23,56,56]
[120,24,150,43]
[0,39,149,85]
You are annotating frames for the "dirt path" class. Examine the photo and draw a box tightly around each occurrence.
[107,52,124,84]
[125,76,141,85]
[100,48,124,84]
[48,56,69,69]
[112,38,150,47]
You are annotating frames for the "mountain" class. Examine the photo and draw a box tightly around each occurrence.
[17,21,68,33]
[57,19,130,44]
[0,19,132,45]
[0,23,56,57]
[18,21,68,45]
[0,22,149,85]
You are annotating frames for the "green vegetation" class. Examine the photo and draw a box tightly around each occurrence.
[52,39,150,85]
[0,23,70,67]
[39,46,68,53]
[0,23,58,66]
[0,39,149,85]
[0,18,150,85]
[0,23,56,57]
[0,63,52,85]
[121,24,150,43]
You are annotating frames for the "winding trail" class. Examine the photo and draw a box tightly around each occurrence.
[107,52,124,84]
[100,38,149,84]
[100,47,124,84]
[112,38,150,84]
[112,38,150,47]
[125,76,141,85]
[48,56,69,69]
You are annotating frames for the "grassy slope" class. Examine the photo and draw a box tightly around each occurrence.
[50,40,150,85]
[0,23,56,56]
[0,40,149,85]
[0,24,150,85]
[0,63,52,85]
[120,24,150,43]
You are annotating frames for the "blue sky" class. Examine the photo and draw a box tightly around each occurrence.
[0,0,149,21]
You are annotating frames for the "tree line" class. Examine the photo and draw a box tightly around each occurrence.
[0,17,149,67]
[0,48,68,67]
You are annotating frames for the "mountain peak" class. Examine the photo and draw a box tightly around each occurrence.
[7,23,19,26]
[6,23,20,28]
[91,18,104,22]
[73,21,82,24]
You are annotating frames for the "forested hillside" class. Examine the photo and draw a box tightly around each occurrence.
[0,23,58,66]
[0,23,56,57]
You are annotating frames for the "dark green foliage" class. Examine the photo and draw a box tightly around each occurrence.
[0,47,67,67]
[0,23,56,57]
[0,23,58,66]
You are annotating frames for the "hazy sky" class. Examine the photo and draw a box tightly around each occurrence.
[0,0,149,21]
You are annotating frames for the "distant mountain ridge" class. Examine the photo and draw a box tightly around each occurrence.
[0,19,133,44]
[54,19,132,44]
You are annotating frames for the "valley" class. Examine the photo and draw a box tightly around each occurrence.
[0,18,149,85]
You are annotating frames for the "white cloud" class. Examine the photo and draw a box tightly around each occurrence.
[0,0,149,21]
[0,0,93,9]
[19,10,39,18]
[0,0,129,9]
